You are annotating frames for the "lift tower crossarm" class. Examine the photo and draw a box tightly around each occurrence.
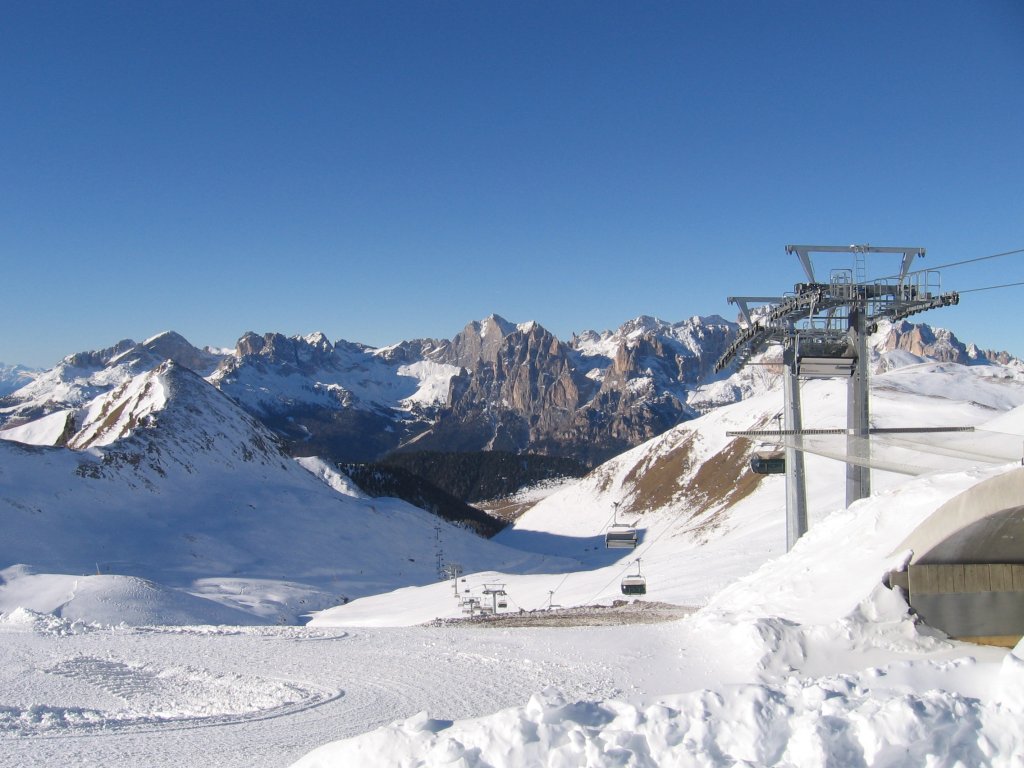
[726,296,785,327]
[785,244,925,285]
[714,285,832,373]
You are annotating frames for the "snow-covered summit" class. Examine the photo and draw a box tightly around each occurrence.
[0,362,38,396]
[0,331,227,440]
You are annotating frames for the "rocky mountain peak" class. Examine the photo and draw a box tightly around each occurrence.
[229,331,336,372]
[113,331,225,376]
[481,314,517,339]
[874,320,1019,367]
[68,359,283,476]
[619,315,669,339]
[446,315,542,370]
[64,339,137,369]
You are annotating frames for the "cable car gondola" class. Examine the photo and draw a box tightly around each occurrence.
[621,559,647,595]
[750,450,785,475]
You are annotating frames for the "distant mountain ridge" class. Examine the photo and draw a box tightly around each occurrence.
[2,316,1019,470]
[0,362,39,397]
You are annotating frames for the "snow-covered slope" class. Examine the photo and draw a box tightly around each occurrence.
[0,362,567,624]
[295,460,1024,767]
[312,360,1024,627]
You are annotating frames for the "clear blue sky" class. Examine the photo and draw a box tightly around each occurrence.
[2,1,1022,368]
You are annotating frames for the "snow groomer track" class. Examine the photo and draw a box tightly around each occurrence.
[0,611,635,768]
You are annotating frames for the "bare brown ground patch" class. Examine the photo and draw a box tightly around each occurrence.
[620,433,696,515]
[593,465,617,495]
[476,498,535,522]
[617,431,762,541]
[682,438,762,539]
[430,601,696,628]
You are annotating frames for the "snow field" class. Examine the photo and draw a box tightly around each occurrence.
[2,352,1024,765]
[295,460,1024,767]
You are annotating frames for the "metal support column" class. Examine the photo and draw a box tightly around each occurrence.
[846,307,871,505]
[784,360,808,550]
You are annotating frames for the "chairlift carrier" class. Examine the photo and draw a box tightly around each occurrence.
[794,334,857,379]
[620,558,647,595]
[605,502,639,548]
[605,524,639,548]
[750,416,786,475]
[751,449,785,475]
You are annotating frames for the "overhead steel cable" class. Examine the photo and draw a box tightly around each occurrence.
[869,246,1024,283]
[957,281,1024,294]
[923,246,1024,272]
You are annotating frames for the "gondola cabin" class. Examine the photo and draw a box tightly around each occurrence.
[605,524,638,549]
[750,450,785,475]
[620,574,647,595]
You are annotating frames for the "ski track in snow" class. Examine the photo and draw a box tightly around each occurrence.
[0,621,635,768]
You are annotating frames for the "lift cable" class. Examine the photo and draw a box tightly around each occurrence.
[957,281,1024,294]
[869,246,1024,283]
[923,246,1024,272]
[540,503,630,609]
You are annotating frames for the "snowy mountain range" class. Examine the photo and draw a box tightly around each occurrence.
[3,315,1015,471]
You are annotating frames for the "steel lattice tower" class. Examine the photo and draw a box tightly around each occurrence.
[715,244,960,550]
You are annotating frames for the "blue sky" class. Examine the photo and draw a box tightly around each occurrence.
[2,1,1022,368]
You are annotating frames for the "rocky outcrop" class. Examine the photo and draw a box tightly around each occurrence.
[875,320,1015,367]
[402,315,737,465]
[229,331,338,372]
[65,339,137,369]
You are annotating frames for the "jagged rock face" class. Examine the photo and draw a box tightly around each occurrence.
[407,315,737,465]
[209,331,464,463]
[875,320,1010,366]
[229,331,338,373]
[440,316,518,370]
[65,339,137,369]
[878,321,968,362]
[420,320,589,456]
